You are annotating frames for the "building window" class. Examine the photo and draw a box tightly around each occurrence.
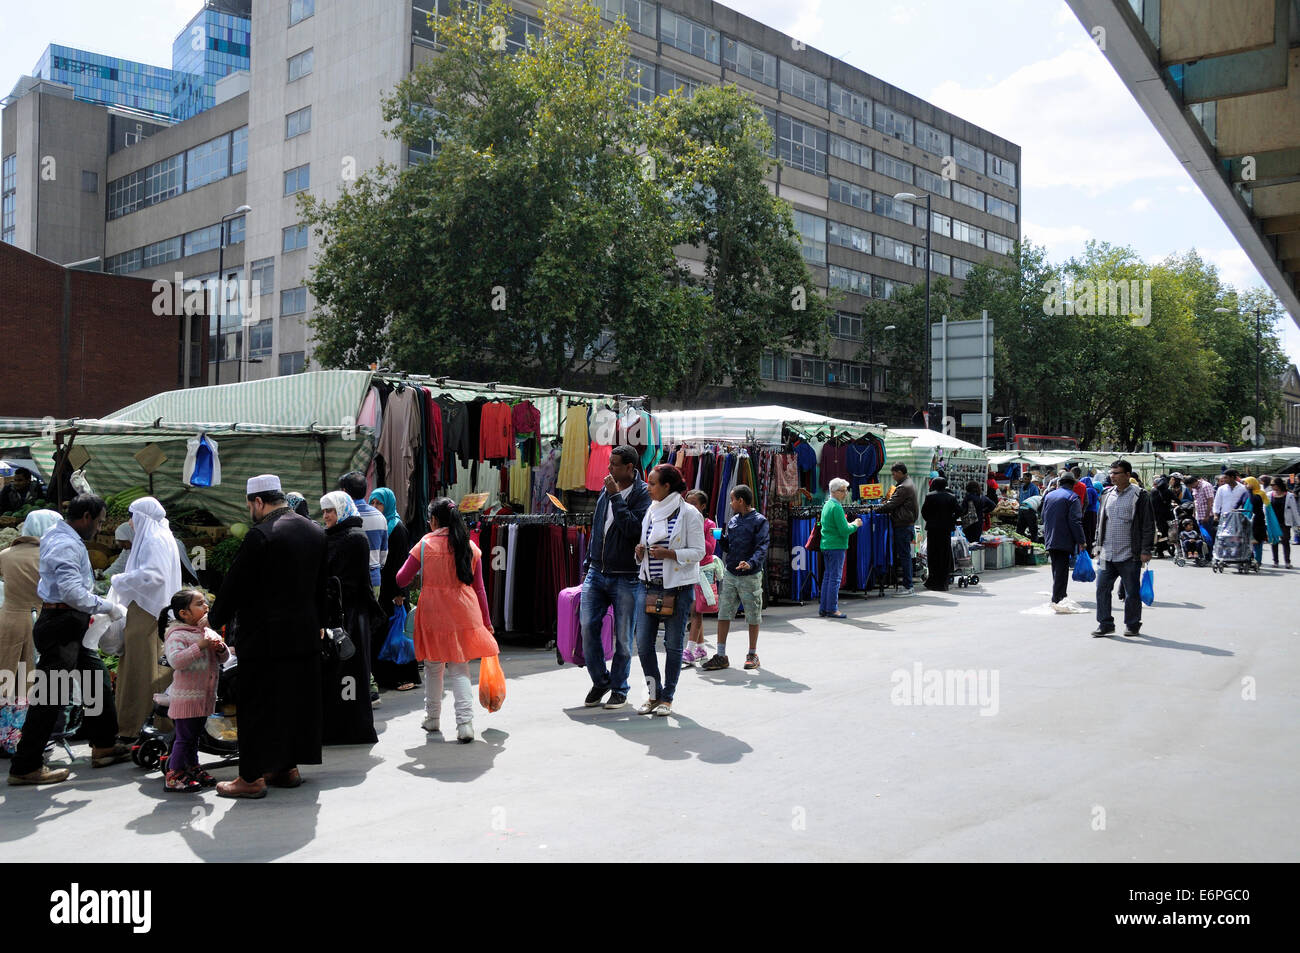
[951,257,975,280]
[952,181,984,211]
[724,37,776,86]
[142,236,182,268]
[186,134,230,191]
[828,220,872,253]
[828,264,872,296]
[288,48,314,83]
[872,276,907,299]
[231,126,248,174]
[828,134,871,170]
[792,209,826,266]
[626,57,656,107]
[952,219,985,248]
[986,231,1015,256]
[874,233,913,266]
[828,311,863,341]
[916,246,951,276]
[290,0,315,26]
[914,119,950,156]
[506,10,544,52]
[281,286,308,315]
[873,103,913,144]
[873,192,913,226]
[988,154,1016,187]
[828,177,870,213]
[875,152,913,184]
[780,60,827,108]
[826,361,864,388]
[185,223,223,256]
[2,154,15,245]
[829,84,871,125]
[144,154,183,206]
[913,166,950,199]
[81,170,99,193]
[986,195,1017,223]
[600,0,655,37]
[279,350,306,375]
[953,138,986,174]
[1,154,15,193]
[929,210,952,238]
[660,10,720,64]
[657,67,701,99]
[250,257,275,296]
[789,354,825,385]
[286,106,312,139]
[284,164,310,196]
[761,350,790,381]
[248,318,274,359]
[282,223,309,252]
[776,114,827,175]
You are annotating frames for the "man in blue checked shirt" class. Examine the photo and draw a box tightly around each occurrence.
[9,495,133,786]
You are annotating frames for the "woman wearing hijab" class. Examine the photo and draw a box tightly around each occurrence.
[921,477,963,592]
[0,510,62,703]
[103,521,134,579]
[368,487,419,691]
[285,491,310,519]
[319,491,380,745]
[112,497,182,739]
[1242,477,1270,565]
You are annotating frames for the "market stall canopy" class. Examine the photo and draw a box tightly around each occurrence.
[889,429,986,452]
[1155,447,1300,474]
[655,405,864,445]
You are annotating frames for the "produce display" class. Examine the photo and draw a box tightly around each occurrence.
[0,527,20,548]
[104,486,148,521]
[208,536,244,574]
[4,499,52,521]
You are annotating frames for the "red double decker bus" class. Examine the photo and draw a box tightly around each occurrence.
[988,433,1080,452]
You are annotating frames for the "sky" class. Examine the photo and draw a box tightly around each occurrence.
[2,0,1298,371]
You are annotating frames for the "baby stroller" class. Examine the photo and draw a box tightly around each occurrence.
[950,532,979,588]
[131,658,238,772]
[1211,509,1259,574]
[1172,518,1207,568]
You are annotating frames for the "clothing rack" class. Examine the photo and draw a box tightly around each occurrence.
[475,511,593,526]
[372,371,650,406]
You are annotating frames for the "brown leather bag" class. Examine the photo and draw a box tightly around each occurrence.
[644,585,677,617]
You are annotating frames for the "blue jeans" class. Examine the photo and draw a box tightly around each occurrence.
[580,569,639,695]
[634,582,693,703]
[819,548,847,614]
[894,525,914,589]
[1096,558,1143,631]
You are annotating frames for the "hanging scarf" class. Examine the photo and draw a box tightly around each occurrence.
[113,496,182,617]
[319,490,359,522]
[369,487,401,533]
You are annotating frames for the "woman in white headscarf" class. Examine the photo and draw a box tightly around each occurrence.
[103,521,134,579]
[0,510,62,702]
[112,497,182,738]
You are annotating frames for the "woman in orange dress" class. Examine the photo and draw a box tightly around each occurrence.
[394,497,498,743]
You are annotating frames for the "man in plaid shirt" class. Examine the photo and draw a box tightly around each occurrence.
[1189,475,1215,541]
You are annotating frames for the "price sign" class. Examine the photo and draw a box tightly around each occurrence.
[458,492,489,513]
[859,483,884,500]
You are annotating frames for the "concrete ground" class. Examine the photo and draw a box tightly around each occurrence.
[2,557,1297,862]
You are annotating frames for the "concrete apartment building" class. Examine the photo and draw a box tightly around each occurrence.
[4,0,1021,421]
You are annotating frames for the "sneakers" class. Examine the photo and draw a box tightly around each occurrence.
[744,653,760,671]
[91,743,132,768]
[700,654,729,671]
[8,765,69,785]
[1091,626,1115,638]
[692,645,708,663]
[164,769,201,793]
[583,686,608,708]
[652,701,672,717]
[603,692,628,710]
[894,588,916,597]
[682,645,706,664]
[187,766,217,788]
[637,698,661,715]
[457,721,474,743]
[1123,626,1141,638]
[421,716,441,732]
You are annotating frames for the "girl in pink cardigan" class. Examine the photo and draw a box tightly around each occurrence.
[157,589,229,793]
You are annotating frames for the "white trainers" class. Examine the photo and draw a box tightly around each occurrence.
[895,588,916,597]
[421,716,440,733]
[456,721,474,743]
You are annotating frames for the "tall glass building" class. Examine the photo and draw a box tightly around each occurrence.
[31,45,173,121]
[170,2,252,121]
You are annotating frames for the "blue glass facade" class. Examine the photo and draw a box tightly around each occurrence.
[170,9,252,121]
[32,45,173,120]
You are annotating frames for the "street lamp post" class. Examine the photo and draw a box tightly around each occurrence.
[867,323,896,423]
[894,191,932,424]
[214,204,252,386]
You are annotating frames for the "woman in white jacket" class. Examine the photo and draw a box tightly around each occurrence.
[632,464,705,717]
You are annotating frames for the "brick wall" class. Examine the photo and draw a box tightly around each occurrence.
[0,242,208,419]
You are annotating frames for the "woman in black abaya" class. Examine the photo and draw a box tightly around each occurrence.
[921,477,963,592]
[319,491,380,745]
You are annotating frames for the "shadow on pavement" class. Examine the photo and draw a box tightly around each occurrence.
[688,665,811,694]
[0,791,91,845]
[563,708,752,764]
[1099,632,1234,656]
[398,727,508,783]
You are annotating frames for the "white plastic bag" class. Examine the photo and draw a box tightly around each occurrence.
[84,613,126,654]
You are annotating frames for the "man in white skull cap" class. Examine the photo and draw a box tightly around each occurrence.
[209,475,329,798]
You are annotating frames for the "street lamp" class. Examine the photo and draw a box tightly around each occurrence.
[867,323,896,423]
[214,204,252,386]
[1214,304,1266,446]
[894,192,932,424]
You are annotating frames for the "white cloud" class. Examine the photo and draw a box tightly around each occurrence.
[1022,219,1092,257]
[1130,197,1154,212]
[1199,247,1267,292]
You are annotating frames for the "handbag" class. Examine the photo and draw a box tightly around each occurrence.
[804,522,821,552]
[644,583,678,617]
[0,700,28,756]
[321,626,356,663]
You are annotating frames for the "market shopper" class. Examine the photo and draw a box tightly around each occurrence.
[339,472,388,597]
[1189,475,1215,543]
[1041,472,1085,608]
[920,477,962,592]
[960,481,993,544]
[394,497,499,742]
[683,489,717,664]
[1213,469,1249,526]
[818,478,863,618]
[158,589,229,793]
[0,467,43,514]
[579,445,650,710]
[632,465,705,715]
[1092,461,1155,639]
[209,475,329,799]
[8,495,130,786]
[0,509,62,704]
[111,497,182,740]
[1270,480,1299,567]
[703,485,769,671]
[1243,477,1271,565]
[319,491,380,747]
[369,487,419,691]
[880,463,919,596]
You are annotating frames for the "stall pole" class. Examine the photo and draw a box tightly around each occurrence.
[981,309,989,449]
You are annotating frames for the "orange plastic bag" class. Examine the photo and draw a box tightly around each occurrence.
[478,655,506,713]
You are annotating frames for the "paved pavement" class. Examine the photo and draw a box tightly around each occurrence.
[2,557,1297,862]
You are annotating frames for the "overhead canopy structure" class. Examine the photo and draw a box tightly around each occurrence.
[655,405,869,445]
[1156,446,1300,473]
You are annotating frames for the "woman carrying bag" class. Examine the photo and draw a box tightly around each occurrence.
[0,510,63,704]
[920,477,963,592]
[632,464,705,716]
[394,498,499,743]
[319,491,380,746]
[368,487,419,691]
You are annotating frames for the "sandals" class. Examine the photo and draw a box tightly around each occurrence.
[395,683,418,692]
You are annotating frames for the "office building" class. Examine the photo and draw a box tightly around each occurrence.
[30,44,174,122]
[171,1,253,121]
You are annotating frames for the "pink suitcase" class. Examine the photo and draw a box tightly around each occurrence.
[556,585,614,666]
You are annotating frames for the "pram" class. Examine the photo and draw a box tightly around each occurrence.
[1211,509,1259,574]
[131,659,238,772]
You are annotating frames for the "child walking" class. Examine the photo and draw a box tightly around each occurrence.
[157,589,229,793]
[682,489,718,665]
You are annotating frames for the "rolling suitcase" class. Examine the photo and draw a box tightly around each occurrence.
[556,585,615,666]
